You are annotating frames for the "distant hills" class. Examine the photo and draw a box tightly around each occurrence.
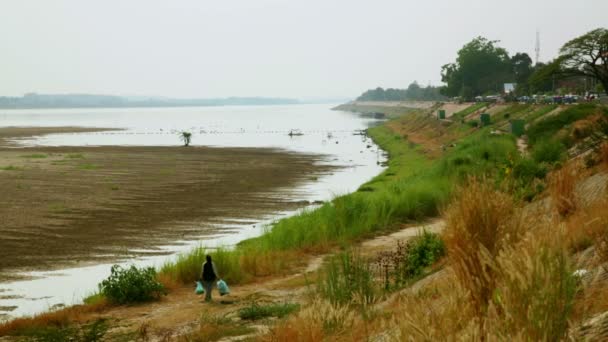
[0,93,302,109]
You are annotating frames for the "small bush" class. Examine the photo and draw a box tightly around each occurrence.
[99,265,166,304]
[512,157,547,184]
[238,302,300,320]
[376,230,445,289]
[531,139,565,164]
[402,230,445,277]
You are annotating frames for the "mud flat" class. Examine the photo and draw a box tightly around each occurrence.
[0,127,334,281]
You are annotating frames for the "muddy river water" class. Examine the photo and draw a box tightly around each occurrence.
[0,104,385,319]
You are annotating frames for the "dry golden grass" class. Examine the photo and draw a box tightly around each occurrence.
[564,197,608,256]
[488,226,576,341]
[442,178,518,315]
[549,162,580,217]
[601,142,608,169]
[259,299,357,342]
[391,274,477,340]
[0,301,108,337]
[240,250,304,278]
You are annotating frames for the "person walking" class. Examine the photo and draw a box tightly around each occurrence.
[201,255,219,302]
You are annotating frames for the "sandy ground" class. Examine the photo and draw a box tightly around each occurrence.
[0,127,334,280]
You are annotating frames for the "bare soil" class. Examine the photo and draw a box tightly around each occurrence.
[0,127,335,280]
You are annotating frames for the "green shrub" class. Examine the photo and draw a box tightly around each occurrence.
[99,265,166,304]
[512,158,547,184]
[238,302,300,320]
[401,230,445,278]
[531,139,565,164]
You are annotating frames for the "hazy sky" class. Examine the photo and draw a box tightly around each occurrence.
[1,0,607,99]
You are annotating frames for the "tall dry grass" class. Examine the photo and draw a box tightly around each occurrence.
[393,273,477,340]
[392,216,577,340]
[600,142,608,169]
[442,178,520,315]
[549,163,580,217]
[488,227,577,341]
[260,299,358,342]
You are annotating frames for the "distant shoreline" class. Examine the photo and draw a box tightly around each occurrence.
[0,93,304,110]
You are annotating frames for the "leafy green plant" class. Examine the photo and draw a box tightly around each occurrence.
[238,302,300,320]
[376,230,445,290]
[531,139,565,164]
[512,157,547,184]
[99,265,166,304]
[401,230,445,278]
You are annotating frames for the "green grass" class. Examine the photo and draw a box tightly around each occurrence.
[0,165,22,171]
[317,250,376,305]
[452,102,487,121]
[20,153,47,159]
[78,163,99,170]
[65,153,85,159]
[238,302,300,320]
[527,103,607,145]
[524,104,558,123]
[157,112,521,292]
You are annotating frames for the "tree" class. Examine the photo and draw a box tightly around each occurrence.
[180,131,192,147]
[511,53,534,94]
[441,37,513,99]
[528,60,562,94]
[559,28,608,95]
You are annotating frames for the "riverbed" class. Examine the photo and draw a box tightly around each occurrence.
[0,104,386,319]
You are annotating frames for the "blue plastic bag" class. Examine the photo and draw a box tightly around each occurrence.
[217,279,230,296]
[195,281,205,295]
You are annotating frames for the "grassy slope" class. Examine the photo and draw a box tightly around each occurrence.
[161,107,520,286]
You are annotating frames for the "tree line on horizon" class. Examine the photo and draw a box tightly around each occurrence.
[356,82,447,102]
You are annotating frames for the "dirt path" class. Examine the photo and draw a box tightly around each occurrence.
[517,137,528,156]
[92,220,444,341]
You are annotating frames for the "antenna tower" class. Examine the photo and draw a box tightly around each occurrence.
[535,30,540,64]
